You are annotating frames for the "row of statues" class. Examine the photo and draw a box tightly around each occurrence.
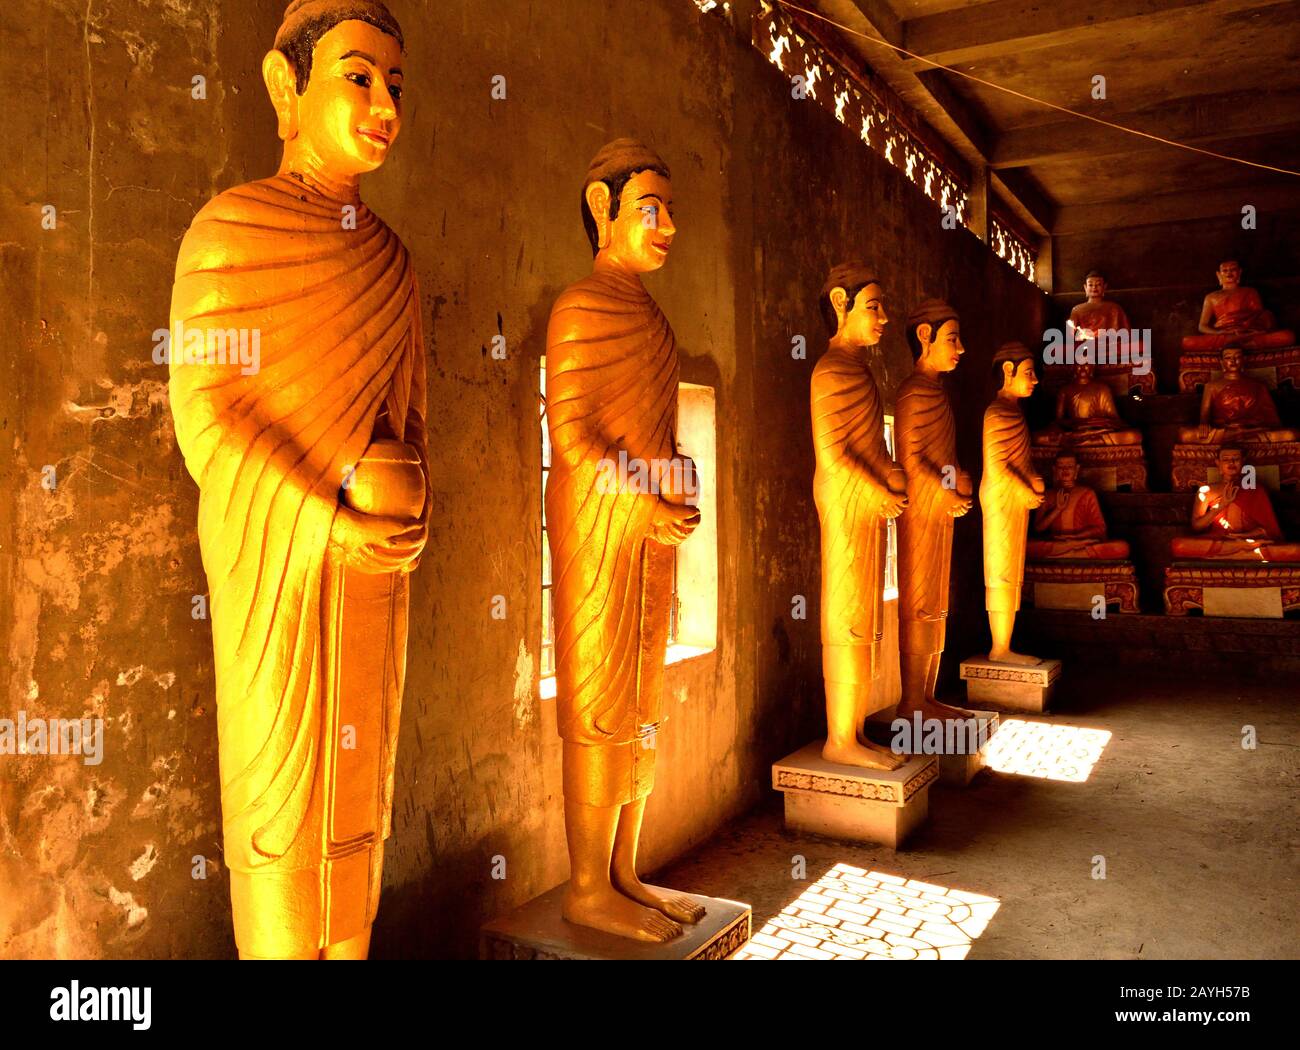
[164,1,1297,957]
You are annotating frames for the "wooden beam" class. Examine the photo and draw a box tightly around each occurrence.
[992,167,1055,236]
[899,0,1288,72]
[1052,182,1300,235]
[991,87,1300,169]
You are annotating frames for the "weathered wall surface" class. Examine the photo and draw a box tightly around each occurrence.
[1,0,1044,960]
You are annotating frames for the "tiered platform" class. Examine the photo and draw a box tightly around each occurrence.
[1030,443,1147,492]
[1170,437,1300,492]
[1024,560,1139,613]
[1018,608,1300,677]
[1164,562,1300,618]
[1177,343,1300,393]
[1043,361,1157,397]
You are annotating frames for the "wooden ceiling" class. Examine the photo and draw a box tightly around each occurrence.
[804,0,1300,238]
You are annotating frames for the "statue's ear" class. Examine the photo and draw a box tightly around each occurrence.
[585,181,612,251]
[1002,360,1015,385]
[830,286,849,325]
[916,322,933,347]
[262,49,300,141]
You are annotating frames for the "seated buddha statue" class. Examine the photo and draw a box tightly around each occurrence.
[1028,454,1130,560]
[1171,447,1300,562]
[1181,259,1296,352]
[1033,360,1143,448]
[1177,347,1298,444]
[1069,270,1129,341]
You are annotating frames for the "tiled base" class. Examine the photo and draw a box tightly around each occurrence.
[479,882,751,960]
[960,656,1063,713]
[772,742,937,848]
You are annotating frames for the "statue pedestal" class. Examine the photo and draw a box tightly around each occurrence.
[1165,562,1300,618]
[771,743,937,848]
[938,710,999,787]
[1031,444,1148,492]
[960,656,1063,713]
[479,883,752,960]
[1025,560,1140,613]
[1171,440,1299,492]
[1178,344,1300,393]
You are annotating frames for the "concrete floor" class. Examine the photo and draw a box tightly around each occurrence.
[656,669,1300,960]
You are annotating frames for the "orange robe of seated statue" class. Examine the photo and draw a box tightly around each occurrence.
[1172,485,1300,562]
[812,345,894,688]
[1069,299,1129,337]
[1028,486,1130,560]
[169,174,427,958]
[1178,376,1299,443]
[1035,379,1142,447]
[1182,287,1296,351]
[544,269,681,807]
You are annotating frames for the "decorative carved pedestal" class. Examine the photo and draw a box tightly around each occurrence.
[1043,361,1156,397]
[960,656,1063,713]
[1171,440,1300,492]
[1177,344,1300,393]
[1031,444,1148,492]
[1164,563,1300,618]
[937,710,999,788]
[771,743,937,848]
[479,883,752,960]
[1024,560,1140,613]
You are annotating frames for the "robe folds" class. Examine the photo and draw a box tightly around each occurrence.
[1028,487,1130,560]
[895,372,957,654]
[1172,487,1300,562]
[981,399,1036,613]
[1182,288,1295,351]
[812,347,895,686]
[1068,300,1130,336]
[544,269,681,807]
[169,174,427,956]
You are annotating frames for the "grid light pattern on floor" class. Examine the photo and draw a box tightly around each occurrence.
[983,718,1112,783]
[733,863,999,960]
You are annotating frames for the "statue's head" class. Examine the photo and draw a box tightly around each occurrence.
[1220,346,1244,377]
[820,262,886,345]
[263,1,405,177]
[992,341,1037,398]
[905,299,962,372]
[1217,445,1244,481]
[582,139,674,271]
[1083,270,1106,301]
[1216,259,1242,290]
[1052,454,1079,490]
[1073,359,1096,385]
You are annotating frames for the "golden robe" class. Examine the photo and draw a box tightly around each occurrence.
[812,347,894,686]
[544,269,680,807]
[895,372,956,654]
[981,399,1035,613]
[1069,299,1129,335]
[169,174,427,957]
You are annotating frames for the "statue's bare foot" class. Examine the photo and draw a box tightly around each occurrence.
[823,738,905,771]
[611,872,705,924]
[896,698,977,722]
[563,885,682,942]
[989,649,1042,666]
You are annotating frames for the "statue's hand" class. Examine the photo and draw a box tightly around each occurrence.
[649,498,701,546]
[329,504,427,574]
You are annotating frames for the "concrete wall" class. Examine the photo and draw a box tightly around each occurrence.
[0,0,1045,960]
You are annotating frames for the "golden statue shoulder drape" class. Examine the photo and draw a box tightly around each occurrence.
[169,173,426,956]
[544,268,678,804]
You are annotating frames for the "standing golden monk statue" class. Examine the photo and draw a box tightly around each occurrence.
[544,139,705,943]
[896,299,973,723]
[812,264,908,771]
[168,1,429,959]
[982,343,1045,665]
